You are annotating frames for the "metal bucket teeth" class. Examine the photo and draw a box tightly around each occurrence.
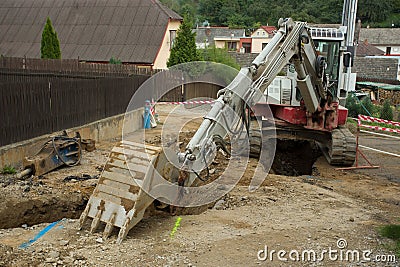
[79,140,162,243]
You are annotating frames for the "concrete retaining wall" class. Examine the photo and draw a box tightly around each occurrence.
[228,52,258,67]
[0,108,143,169]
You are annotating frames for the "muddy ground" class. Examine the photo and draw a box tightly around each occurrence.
[0,105,399,266]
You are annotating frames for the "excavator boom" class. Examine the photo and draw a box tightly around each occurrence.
[80,18,355,242]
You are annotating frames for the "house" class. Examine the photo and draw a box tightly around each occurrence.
[250,26,277,53]
[194,25,277,54]
[0,0,182,69]
[193,27,245,52]
[359,28,400,56]
[356,40,385,57]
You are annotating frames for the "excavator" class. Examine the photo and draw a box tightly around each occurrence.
[79,0,358,243]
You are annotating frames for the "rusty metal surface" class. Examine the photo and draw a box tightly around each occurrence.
[22,134,82,176]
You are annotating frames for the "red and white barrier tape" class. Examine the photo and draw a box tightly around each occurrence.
[358,115,400,127]
[154,100,215,105]
[359,124,400,134]
[357,115,400,134]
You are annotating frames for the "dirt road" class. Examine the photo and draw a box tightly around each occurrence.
[0,105,399,266]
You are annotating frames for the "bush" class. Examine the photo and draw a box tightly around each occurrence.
[380,99,394,121]
[198,46,240,70]
[345,94,361,118]
[359,97,374,116]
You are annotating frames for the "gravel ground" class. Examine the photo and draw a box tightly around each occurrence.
[0,105,398,267]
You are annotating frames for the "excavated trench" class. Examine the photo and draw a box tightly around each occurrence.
[0,191,88,229]
[271,139,322,176]
[0,173,91,229]
[0,136,321,230]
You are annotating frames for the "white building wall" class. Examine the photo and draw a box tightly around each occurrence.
[154,20,181,69]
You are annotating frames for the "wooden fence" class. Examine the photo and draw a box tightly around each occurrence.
[0,58,228,146]
[0,69,150,146]
[0,56,155,76]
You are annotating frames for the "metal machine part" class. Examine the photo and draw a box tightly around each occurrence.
[17,132,82,178]
[251,0,358,166]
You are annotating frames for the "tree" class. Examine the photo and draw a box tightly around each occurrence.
[109,57,122,64]
[199,46,240,70]
[167,17,200,67]
[380,99,394,120]
[41,17,61,59]
[345,94,361,118]
[358,0,393,23]
[162,0,400,29]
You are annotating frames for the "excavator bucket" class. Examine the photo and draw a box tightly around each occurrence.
[79,140,166,244]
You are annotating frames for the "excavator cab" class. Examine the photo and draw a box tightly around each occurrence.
[314,39,341,98]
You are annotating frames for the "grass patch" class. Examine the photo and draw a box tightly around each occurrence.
[1,165,17,175]
[346,117,357,125]
[379,224,400,258]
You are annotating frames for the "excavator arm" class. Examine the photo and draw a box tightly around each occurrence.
[80,18,332,243]
[179,18,328,179]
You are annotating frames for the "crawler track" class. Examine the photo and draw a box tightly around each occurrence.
[325,126,356,166]
[249,122,356,168]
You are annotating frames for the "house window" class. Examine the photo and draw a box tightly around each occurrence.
[170,30,177,49]
[386,47,391,55]
[262,43,268,50]
[242,43,251,53]
[227,41,237,51]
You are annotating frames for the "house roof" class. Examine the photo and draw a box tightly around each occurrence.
[0,0,182,64]
[260,26,276,34]
[359,28,400,46]
[357,81,400,91]
[193,27,245,44]
[356,41,384,57]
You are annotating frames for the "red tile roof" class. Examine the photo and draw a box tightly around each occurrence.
[260,26,277,34]
[356,41,385,57]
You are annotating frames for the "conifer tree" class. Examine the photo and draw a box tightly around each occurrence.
[41,17,61,59]
[167,17,200,67]
[380,99,393,121]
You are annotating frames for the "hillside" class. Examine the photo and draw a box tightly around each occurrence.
[160,0,400,29]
